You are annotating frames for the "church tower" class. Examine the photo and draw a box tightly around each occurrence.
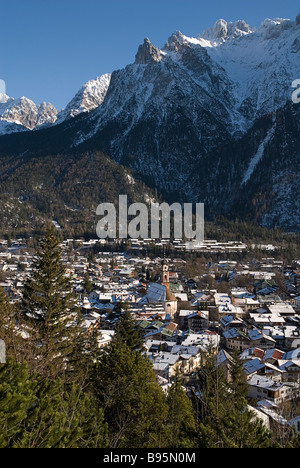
[160,259,177,318]
[161,259,170,286]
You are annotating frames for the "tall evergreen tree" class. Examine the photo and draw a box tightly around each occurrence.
[113,303,143,352]
[222,352,272,448]
[0,360,36,448]
[166,370,197,448]
[20,227,80,379]
[197,346,230,448]
[196,347,272,448]
[82,272,93,294]
[68,323,104,392]
[0,359,108,448]
[0,288,17,360]
[94,336,168,448]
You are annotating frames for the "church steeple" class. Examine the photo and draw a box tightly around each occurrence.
[161,259,169,286]
[160,259,177,317]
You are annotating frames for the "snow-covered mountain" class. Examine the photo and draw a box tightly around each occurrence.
[55,74,111,125]
[2,16,298,138]
[60,15,299,195]
[0,73,111,134]
[0,15,300,231]
[199,17,300,122]
[68,16,300,141]
[0,94,57,135]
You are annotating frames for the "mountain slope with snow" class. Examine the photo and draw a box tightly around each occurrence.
[1,16,298,138]
[62,16,299,199]
[0,94,57,134]
[55,74,111,125]
[0,73,111,134]
[0,15,300,231]
[199,17,300,123]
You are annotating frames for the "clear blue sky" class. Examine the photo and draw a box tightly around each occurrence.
[1,0,299,110]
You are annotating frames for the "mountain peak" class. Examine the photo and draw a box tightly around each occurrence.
[164,31,186,51]
[135,38,163,64]
[0,95,57,130]
[201,18,254,43]
[55,73,111,125]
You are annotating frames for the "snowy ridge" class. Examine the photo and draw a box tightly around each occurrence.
[201,19,255,43]
[1,15,299,138]
[0,95,57,132]
[55,74,111,125]
[172,16,300,124]
[0,119,28,136]
[0,74,111,134]
[72,14,300,148]
[203,18,300,120]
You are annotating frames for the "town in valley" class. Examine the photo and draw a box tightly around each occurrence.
[2,232,300,434]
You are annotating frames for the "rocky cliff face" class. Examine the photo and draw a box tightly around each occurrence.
[67,16,300,204]
[135,38,164,64]
[68,29,241,195]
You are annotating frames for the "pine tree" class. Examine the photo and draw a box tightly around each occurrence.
[0,288,16,360]
[113,303,143,352]
[68,322,104,392]
[197,346,230,448]
[222,352,272,448]
[0,360,36,448]
[17,378,108,448]
[20,227,80,379]
[0,287,33,365]
[228,350,250,411]
[196,348,272,448]
[94,336,169,448]
[82,272,93,294]
[0,359,108,448]
[166,370,196,448]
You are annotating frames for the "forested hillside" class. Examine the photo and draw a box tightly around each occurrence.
[0,150,156,238]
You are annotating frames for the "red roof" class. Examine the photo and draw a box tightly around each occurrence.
[253,348,265,360]
[271,349,285,360]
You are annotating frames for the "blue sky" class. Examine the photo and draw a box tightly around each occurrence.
[1,0,299,109]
